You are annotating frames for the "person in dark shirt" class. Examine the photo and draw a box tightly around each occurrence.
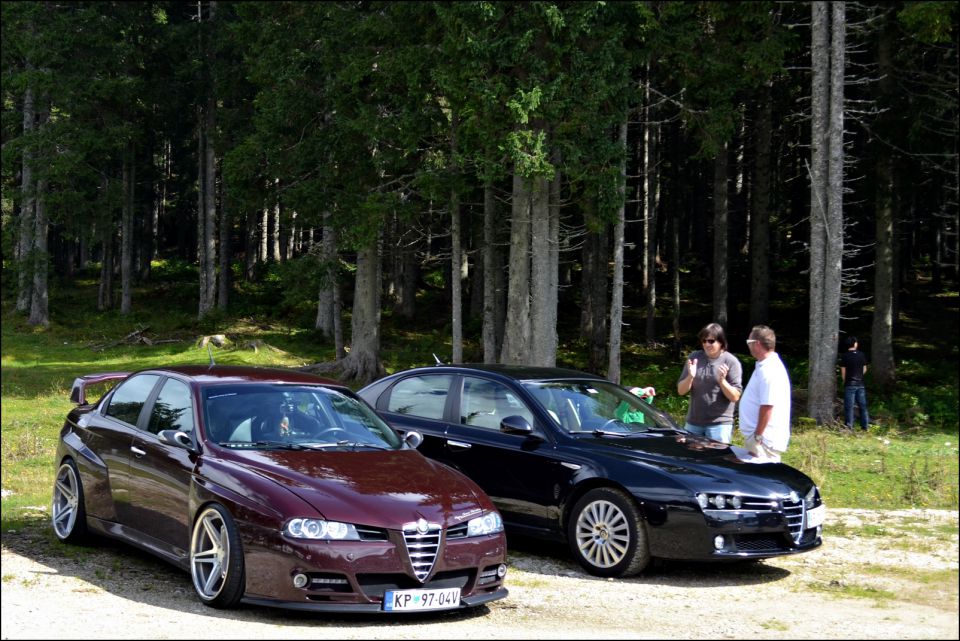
[839,335,870,430]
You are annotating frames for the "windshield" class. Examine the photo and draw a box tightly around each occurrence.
[523,380,679,435]
[202,384,402,450]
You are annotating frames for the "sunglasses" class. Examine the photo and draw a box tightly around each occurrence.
[701,339,718,345]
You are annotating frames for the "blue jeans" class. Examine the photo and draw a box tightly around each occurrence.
[844,386,870,429]
[685,422,733,444]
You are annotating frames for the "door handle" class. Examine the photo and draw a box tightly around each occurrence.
[130,446,147,457]
[446,439,472,450]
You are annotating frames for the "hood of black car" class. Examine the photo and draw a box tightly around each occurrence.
[578,430,815,494]
[229,449,490,529]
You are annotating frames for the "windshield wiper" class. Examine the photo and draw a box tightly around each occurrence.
[336,440,391,451]
[223,440,318,450]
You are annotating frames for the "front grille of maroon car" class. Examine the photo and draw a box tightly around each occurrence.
[402,521,442,581]
[357,570,471,599]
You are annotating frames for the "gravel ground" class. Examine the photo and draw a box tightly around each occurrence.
[1,507,957,639]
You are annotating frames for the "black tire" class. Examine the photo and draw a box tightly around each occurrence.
[567,487,650,578]
[190,504,246,609]
[52,459,89,544]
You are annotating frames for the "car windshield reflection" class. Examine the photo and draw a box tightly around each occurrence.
[523,380,677,434]
[203,384,402,450]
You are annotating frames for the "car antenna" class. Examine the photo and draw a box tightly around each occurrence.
[207,344,216,368]
[433,353,443,364]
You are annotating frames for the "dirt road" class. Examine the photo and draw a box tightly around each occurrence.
[1,508,957,639]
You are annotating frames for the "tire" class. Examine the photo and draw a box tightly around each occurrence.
[52,459,89,544]
[567,487,650,578]
[190,504,246,608]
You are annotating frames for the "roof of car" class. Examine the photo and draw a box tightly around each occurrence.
[420,363,608,382]
[143,365,342,386]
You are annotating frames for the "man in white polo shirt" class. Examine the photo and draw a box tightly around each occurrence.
[739,325,791,463]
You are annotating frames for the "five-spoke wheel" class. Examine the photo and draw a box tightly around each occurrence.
[190,504,245,608]
[52,460,88,543]
[568,487,649,577]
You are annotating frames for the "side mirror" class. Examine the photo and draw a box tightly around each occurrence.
[403,430,423,449]
[158,430,199,454]
[500,415,534,436]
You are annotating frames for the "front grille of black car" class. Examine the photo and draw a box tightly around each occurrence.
[402,522,442,581]
[733,533,787,552]
[782,497,805,543]
[356,570,472,599]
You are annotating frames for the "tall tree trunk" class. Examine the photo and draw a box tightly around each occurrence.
[750,88,772,326]
[871,12,897,391]
[17,79,35,314]
[121,144,134,315]
[712,143,729,327]
[316,213,336,337]
[530,173,556,367]
[340,236,384,383]
[451,188,463,363]
[28,175,49,327]
[98,176,114,311]
[807,1,845,424]
[244,208,257,280]
[482,182,498,363]
[218,188,229,309]
[581,220,609,374]
[608,121,628,383]
[259,204,268,263]
[645,120,660,344]
[500,172,532,364]
[270,182,281,262]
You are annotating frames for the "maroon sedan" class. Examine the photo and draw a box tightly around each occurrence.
[51,365,508,613]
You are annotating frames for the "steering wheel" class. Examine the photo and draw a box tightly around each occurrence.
[596,418,627,433]
[316,427,350,441]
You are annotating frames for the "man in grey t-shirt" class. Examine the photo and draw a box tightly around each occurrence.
[677,323,743,443]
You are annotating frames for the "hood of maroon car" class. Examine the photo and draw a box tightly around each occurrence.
[227,449,489,528]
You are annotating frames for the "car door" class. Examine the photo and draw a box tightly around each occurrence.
[441,376,573,535]
[124,376,199,558]
[96,374,163,521]
[375,373,456,462]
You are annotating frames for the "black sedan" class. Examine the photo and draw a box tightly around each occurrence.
[358,364,824,578]
[52,365,508,612]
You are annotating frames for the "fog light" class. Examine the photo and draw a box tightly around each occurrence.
[713,535,725,550]
[292,572,309,588]
[497,564,507,577]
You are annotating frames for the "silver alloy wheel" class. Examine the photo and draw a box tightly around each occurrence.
[573,498,631,569]
[191,507,231,600]
[52,463,80,539]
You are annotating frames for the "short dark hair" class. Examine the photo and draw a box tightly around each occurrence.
[698,323,728,350]
[846,335,858,349]
[749,325,776,350]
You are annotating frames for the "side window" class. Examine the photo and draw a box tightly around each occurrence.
[386,375,452,420]
[105,374,160,427]
[147,379,194,435]
[461,377,534,430]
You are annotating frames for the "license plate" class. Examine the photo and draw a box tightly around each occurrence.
[383,587,461,611]
[806,504,826,529]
